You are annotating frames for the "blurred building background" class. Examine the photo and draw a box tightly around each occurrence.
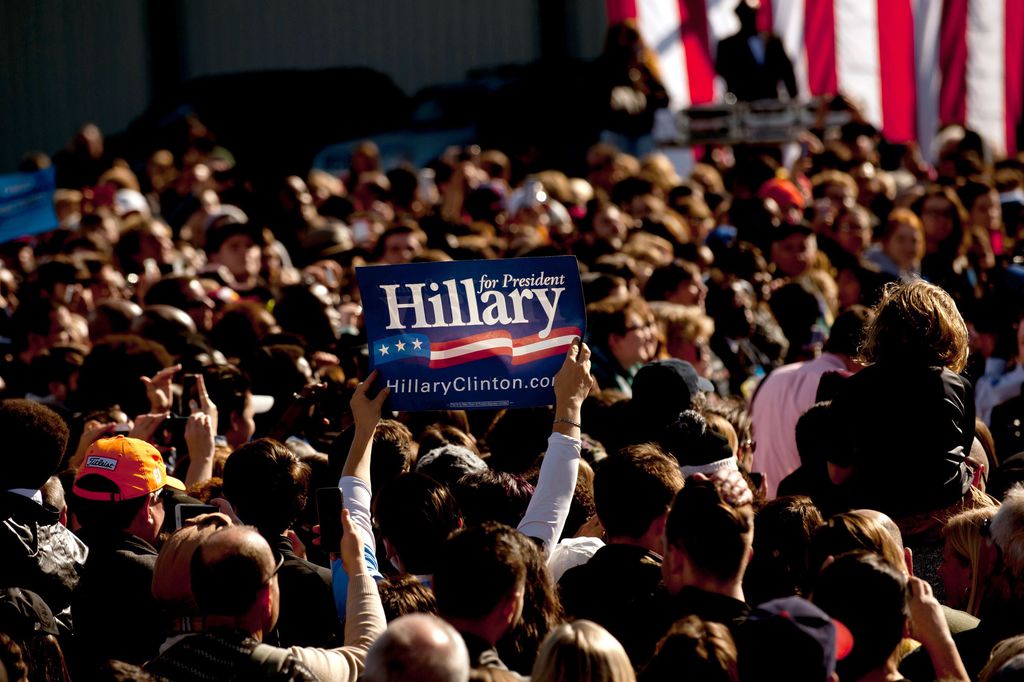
[0,0,608,171]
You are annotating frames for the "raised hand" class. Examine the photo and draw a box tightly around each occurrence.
[554,339,594,412]
[350,370,389,434]
[140,364,182,413]
[130,412,170,444]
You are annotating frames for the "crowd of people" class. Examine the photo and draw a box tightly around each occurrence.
[2,13,1024,681]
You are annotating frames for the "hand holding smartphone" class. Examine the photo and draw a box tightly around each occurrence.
[180,373,201,415]
[174,503,219,529]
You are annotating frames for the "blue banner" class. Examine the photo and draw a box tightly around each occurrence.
[357,256,586,411]
[0,167,58,242]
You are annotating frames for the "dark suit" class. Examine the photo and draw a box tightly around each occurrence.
[71,529,165,672]
[266,533,340,648]
[559,544,665,666]
[716,32,798,102]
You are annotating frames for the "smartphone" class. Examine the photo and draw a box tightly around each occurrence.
[175,503,219,529]
[181,373,201,416]
[417,168,436,203]
[159,415,190,452]
[316,487,345,552]
[352,219,371,244]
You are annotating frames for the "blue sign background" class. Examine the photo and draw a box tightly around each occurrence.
[357,256,585,411]
[0,167,58,241]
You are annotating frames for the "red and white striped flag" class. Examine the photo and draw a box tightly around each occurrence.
[606,0,1024,157]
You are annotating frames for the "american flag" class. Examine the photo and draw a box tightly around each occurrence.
[373,326,583,369]
[607,0,1023,157]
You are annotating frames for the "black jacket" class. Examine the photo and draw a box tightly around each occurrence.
[559,543,664,665]
[70,528,165,672]
[266,533,340,648]
[828,363,973,518]
[633,586,750,668]
[0,492,87,624]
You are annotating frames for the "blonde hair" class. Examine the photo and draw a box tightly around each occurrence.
[943,506,999,616]
[810,170,858,200]
[980,634,1024,682]
[531,621,635,682]
[706,413,739,457]
[640,153,682,192]
[623,232,674,268]
[860,280,970,372]
[651,303,714,345]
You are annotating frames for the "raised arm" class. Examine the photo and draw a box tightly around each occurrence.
[332,372,389,619]
[290,510,387,682]
[183,374,218,488]
[518,340,594,554]
[340,371,389,549]
[906,577,969,682]
[343,370,389,484]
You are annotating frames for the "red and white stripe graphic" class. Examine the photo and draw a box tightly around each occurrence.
[428,327,583,369]
[606,0,1024,156]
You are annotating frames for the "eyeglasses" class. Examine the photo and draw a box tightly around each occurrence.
[151,487,173,504]
[624,321,656,333]
[263,555,285,586]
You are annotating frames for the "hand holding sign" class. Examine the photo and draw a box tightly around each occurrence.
[357,256,585,411]
[351,370,390,435]
[552,340,593,437]
[554,340,594,411]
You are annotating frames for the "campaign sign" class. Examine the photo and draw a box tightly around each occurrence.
[0,167,58,242]
[357,256,585,411]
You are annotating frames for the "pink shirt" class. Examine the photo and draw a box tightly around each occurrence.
[750,353,849,498]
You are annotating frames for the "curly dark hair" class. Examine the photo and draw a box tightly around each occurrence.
[0,400,70,489]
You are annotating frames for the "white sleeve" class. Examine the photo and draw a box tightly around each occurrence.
[340,475,376,554]
[517,432,581,555]
[975,363,1024,425]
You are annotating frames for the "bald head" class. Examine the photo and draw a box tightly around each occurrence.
[363,614,470,682]
[191,526,276,617]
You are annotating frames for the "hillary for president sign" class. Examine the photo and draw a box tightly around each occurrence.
[357,256,585,411]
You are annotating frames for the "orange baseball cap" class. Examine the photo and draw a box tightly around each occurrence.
[758,177,806,212]
[73,436,185,502]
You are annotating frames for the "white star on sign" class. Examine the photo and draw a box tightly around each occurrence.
[379,345,389,356]
[412,338,423,350]
[395,340,406,352]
